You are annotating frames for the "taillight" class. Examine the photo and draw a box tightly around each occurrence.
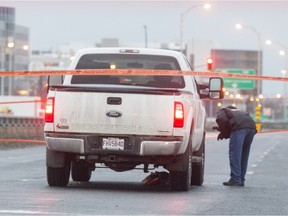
[174,102,184,128]
[45,97,54,123]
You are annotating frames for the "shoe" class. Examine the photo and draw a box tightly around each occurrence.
[223,179,244,186]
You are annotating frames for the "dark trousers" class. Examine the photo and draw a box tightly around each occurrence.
[229,128,256,183]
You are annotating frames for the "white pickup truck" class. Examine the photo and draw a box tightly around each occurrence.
[44,48,223,191]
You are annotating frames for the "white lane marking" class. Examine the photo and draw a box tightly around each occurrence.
[0,210,43,214]
[21,179,33,182]
[0,210,93,215]
[249,141,279,177]
[246,171,254,175]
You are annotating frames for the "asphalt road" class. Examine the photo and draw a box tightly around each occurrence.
[0,131,287,215]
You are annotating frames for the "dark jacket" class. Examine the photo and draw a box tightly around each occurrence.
[215,108,256,139]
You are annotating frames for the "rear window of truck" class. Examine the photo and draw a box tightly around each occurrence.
[71,54,185,88]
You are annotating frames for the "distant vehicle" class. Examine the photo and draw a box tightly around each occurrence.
[44,48,224,191]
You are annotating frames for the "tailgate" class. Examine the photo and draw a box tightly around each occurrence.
[53,91,175,136]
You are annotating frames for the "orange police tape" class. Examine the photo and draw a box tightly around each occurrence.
[0,99,44,105]
[0,69,288,82]
[0,69,288,145]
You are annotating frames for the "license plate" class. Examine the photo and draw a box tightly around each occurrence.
[102,137,124,150]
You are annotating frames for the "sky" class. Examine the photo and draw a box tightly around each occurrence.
[1,0,288,97]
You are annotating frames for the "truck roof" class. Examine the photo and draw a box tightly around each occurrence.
[68,47,188,71]
[74,47,184,58]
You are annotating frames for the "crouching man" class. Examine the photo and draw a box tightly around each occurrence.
[213,105,257,186]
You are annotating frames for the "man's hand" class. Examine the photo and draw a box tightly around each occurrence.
[217,133,224,141]
[212,126,220,131]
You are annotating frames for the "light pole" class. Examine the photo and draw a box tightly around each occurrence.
[7,37,14,96]
[180,3,211,53]
[143,25,148,48]
[0,38,5,95]
[235,24,262,97]
[265,39,288,120]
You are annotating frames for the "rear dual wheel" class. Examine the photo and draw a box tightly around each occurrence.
[47,164,70,187]
[169,143,192,191]
[71,161,92,182]
[46,148,71,187]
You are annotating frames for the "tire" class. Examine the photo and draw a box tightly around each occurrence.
[47,163,70,187]
[169,143,192,191]
[71,161,92,182]
[191,132,205,186]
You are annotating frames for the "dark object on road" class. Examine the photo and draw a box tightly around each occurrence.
[141,171,169,186]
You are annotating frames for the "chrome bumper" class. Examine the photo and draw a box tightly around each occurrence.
[45,137,85,154]
[45,136,182,156]
[140,141,182,156]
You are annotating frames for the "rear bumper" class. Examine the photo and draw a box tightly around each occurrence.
[140,141,182,155]
[45,133,183,156]
[45,137,85,154]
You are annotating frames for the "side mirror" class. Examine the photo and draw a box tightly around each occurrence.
[208,77,224,99]
[47,75,63,92]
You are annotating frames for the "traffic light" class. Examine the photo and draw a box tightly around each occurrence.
[207,57,213,71]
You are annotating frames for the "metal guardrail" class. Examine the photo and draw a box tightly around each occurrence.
[0,116,44,127]
[0,116,44,148]
[261,121,288,130]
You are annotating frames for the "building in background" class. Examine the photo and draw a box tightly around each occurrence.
[211,49,262,97]
[0,6,29,96]
[29,42,95,99]
[202,49,263,118]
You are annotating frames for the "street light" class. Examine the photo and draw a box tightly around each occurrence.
[4,37,29,96]
[180,3,211,53]
[23,45,29,51]
[7,42,14,48]
[265,39,288,120]
[265,39,287,74]
[235,23,262,97]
